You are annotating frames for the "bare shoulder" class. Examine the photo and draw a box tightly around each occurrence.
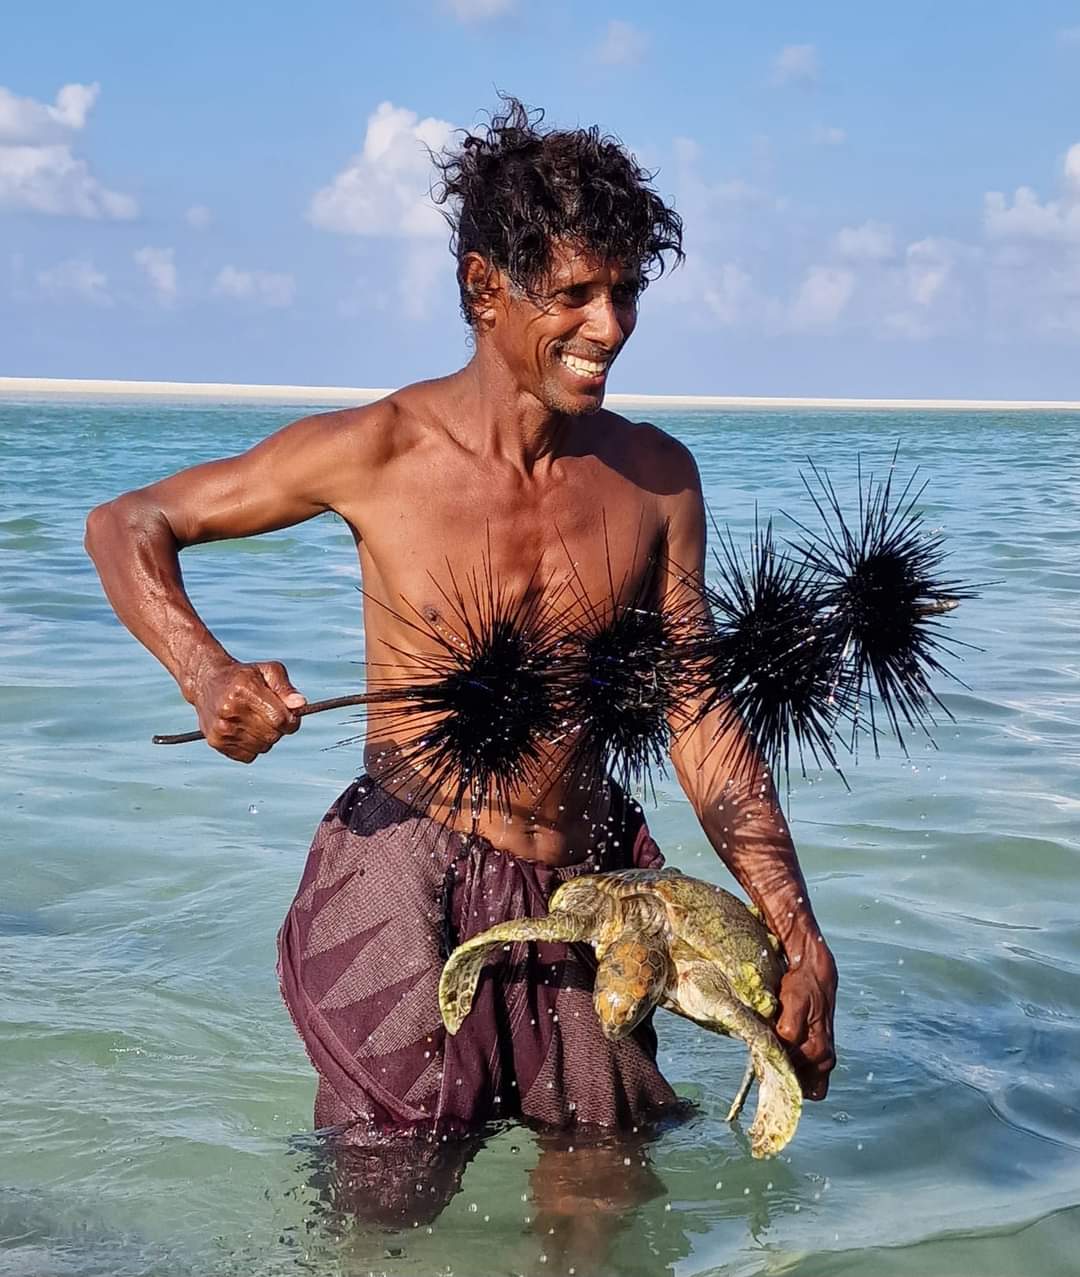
[592,409,702,497]
[276,392,417,467]
[252,386,440,498]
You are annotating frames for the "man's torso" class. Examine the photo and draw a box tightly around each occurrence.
[318,377,689,864]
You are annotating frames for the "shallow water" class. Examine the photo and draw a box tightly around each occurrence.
[2,398,1079,1276]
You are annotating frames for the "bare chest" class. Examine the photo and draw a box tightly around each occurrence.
[347,453,665,649]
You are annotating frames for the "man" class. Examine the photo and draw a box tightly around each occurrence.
[86,99,835,1184]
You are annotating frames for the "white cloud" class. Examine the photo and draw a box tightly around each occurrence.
[904,237,955,307]
[832,220,896,263]
[0,144,137,218]
[0,82,99,143]
[185,204,212,230]
[771,44,820,87]
[876,237,976,338]
[813,125,846,146]
[134,246,177,305]
[0,82,136,219]
[699,262,757,326]
[442,0,514,19]
[789,265,855,330]
[670,135,773,233]
[982,142,1080,337]
[597,20,648,66]
[37,257,111,305]
[984,143,1080,244]
[1056,26,1080,47]
[213,265,295,308]
[308,101,455,238]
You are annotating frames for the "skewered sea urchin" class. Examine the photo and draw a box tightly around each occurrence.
[787,451,973,757]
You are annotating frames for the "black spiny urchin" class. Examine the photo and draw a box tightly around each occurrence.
[789,449,974,757]
[696,517,852,787]
[555,530,702,801]
[346,555,568,828]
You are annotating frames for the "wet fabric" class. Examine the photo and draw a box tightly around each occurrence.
[277,775,680,1144]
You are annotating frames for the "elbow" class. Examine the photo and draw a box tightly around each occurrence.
[84,500,114,562]
[84,494,144,562]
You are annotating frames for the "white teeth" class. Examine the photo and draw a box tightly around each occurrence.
[559,353,607,378]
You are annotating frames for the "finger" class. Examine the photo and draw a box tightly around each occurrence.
[227,674,300,739]
[804,1054,835,1101]
[792,1040,836,1101]
[208,714,275,759]
[237,684,291,735]
[775,999,809,1049]
[257,661,307,711]
[807,1076,830,1101]
[247,668,303,732]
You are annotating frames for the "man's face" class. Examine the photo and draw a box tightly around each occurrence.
[490,242,641,416]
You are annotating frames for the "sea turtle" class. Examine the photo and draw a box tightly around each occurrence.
[438,867,803,1158]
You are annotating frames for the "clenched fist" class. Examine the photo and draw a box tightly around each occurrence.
[191,659,306,763]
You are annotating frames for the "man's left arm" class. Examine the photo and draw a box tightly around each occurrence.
[654,435,837,1100]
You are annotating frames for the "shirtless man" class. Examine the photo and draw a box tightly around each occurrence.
[86,101,835,1205]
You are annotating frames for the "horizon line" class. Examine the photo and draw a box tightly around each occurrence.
[3,376,1080,412]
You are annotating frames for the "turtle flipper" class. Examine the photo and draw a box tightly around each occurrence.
[726,1057,755,1122]
[593,935,672,1041]
[675,962,803,1158]
[438,913,593,1035]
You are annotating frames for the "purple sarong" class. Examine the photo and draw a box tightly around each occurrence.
[277,776,680,1142]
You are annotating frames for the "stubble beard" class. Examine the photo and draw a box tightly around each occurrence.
[539,359,606,418]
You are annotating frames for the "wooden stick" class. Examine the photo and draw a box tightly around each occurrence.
[151,688,408,745]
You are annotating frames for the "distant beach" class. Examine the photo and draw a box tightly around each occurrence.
[3,375,1080,411]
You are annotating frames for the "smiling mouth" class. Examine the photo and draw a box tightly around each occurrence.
[558,351,610,380]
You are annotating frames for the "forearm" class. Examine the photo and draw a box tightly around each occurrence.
[671,704,832,971]
[84,496,233,702]
[694,773,829,972]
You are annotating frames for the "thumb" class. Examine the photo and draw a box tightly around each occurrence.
[775,986,809,1048]
[257,660,307,709]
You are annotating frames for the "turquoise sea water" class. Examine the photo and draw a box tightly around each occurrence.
[2,397,1079,1277]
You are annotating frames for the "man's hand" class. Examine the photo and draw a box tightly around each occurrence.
[775,943,837,1100]
[191,659,306,763]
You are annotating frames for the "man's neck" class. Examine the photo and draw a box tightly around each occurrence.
[452,351,571,474]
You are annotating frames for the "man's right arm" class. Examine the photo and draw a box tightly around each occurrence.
[84,408,366,762]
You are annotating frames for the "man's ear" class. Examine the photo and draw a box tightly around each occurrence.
[461,252,501,329]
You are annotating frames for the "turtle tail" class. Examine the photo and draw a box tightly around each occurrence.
[438,913,593,1035]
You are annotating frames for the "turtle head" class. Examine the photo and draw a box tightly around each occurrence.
[548,876,607,919]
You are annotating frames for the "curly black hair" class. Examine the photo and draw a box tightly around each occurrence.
[431,96,684,326]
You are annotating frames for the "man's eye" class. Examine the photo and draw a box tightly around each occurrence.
[560,286,589,305]
[613,284,640,305]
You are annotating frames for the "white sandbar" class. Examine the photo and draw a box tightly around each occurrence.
[3,376,1080,412]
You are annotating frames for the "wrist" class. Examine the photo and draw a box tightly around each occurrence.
[180,644,236,706]
[783,927,836,985]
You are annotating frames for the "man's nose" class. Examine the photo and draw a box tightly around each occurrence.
[581,294,627,349]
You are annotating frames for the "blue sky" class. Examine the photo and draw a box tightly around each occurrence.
[4,1,1080,396]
